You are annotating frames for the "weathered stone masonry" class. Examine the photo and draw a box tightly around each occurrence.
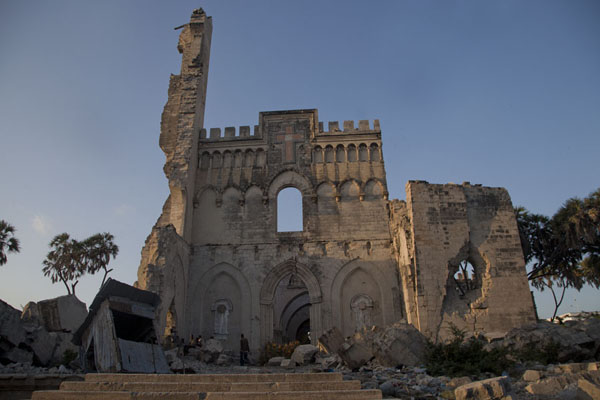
[135,9,536,352]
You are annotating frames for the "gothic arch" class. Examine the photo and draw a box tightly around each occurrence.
[234,150,243,168]
[244,149,255,167]
[259,259,323,345]
[358,143,368,161]
[330,259,395,336]
[244,185,263,201]
[324,145,334,163]
[364,179,385,199]
[212,151,222,168]
[316,181,336,197]
[336,144,346,163]
[222,150,233,168]
[313,146,323,163]
[347,144,358,162]
[200,152,210,170]
[222,186,242,201]
[279,292,310,333]
[369,143,381,162]
[339,179,361,199]
[267,170,314,199]
[190,262,253,349]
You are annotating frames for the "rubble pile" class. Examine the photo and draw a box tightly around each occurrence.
[0,296,86,369]
[319,322,428,369]
[163,338,236,373]
[495,318,600,362]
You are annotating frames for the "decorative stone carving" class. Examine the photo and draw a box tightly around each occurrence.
[212,299,232,339]
[351,294,374,331]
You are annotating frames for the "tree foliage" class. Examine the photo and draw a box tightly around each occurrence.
[516,188,600,320]
[42,232,118,295]
[0,220,21,266]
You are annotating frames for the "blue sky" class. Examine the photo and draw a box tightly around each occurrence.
[0,1,598,319]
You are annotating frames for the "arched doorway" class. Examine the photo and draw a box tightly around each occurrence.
[260,260,322,345]
[274,278,311,344]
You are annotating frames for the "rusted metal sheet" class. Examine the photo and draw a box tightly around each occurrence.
[118,339,169,373]
[92,302,120,372]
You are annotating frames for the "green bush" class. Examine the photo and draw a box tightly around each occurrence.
[425,325,513,378]
[512,339,561,365]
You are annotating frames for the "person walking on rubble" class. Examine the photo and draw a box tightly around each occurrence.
[240,334,250,366]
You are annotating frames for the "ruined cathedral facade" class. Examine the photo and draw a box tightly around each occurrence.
[136,9,536,351]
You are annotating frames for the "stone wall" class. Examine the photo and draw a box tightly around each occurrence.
[398,181,536,341]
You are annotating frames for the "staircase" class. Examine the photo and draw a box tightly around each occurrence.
[32,372,382,399]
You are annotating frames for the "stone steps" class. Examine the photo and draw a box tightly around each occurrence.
[59,380,361,392]
[32,372,382,400]
[84,372,344,383]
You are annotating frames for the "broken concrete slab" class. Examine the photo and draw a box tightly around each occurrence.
[318,327,345,355]
[454,376,511,400]
[577,378,600,400]
[280,359,296,369]
[267,356,284,366]
[23,295,87,333]
[521,370,542,382]
[0,299,26,348]
[290,344,318,366]
[26,327,56,366]
[371,322,427,367]
[525,375,572,395]
[340,341,373,370]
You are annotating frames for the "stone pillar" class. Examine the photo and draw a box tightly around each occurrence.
[260,301,273,345]
[309,300,323,345]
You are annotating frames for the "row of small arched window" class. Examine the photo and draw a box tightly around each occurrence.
[200,149,266,170]
[199,142,382,170]
[314,143,381,163]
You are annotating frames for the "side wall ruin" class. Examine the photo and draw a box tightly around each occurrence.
[391,181,536,341]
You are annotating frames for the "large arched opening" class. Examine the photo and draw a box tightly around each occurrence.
[259,260,322,346]
[273,277,311,344]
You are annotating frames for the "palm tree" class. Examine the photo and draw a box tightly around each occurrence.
[0,220,21,266]
[42,232,119,295]
[83,232,119,287]
[42,233,84,295]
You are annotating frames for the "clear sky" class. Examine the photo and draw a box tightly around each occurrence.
[1,1,599,319]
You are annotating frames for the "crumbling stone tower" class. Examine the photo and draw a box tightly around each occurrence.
[136,9,536,351]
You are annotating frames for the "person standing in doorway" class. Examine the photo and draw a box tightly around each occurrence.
[240,334,250,366]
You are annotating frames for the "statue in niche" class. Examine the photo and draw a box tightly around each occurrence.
[350,294,374,332]
[212,299,232,338]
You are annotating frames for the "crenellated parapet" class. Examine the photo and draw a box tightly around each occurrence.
[317,119,381,135]
[200,125,262,140]
[198,118,380,143]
